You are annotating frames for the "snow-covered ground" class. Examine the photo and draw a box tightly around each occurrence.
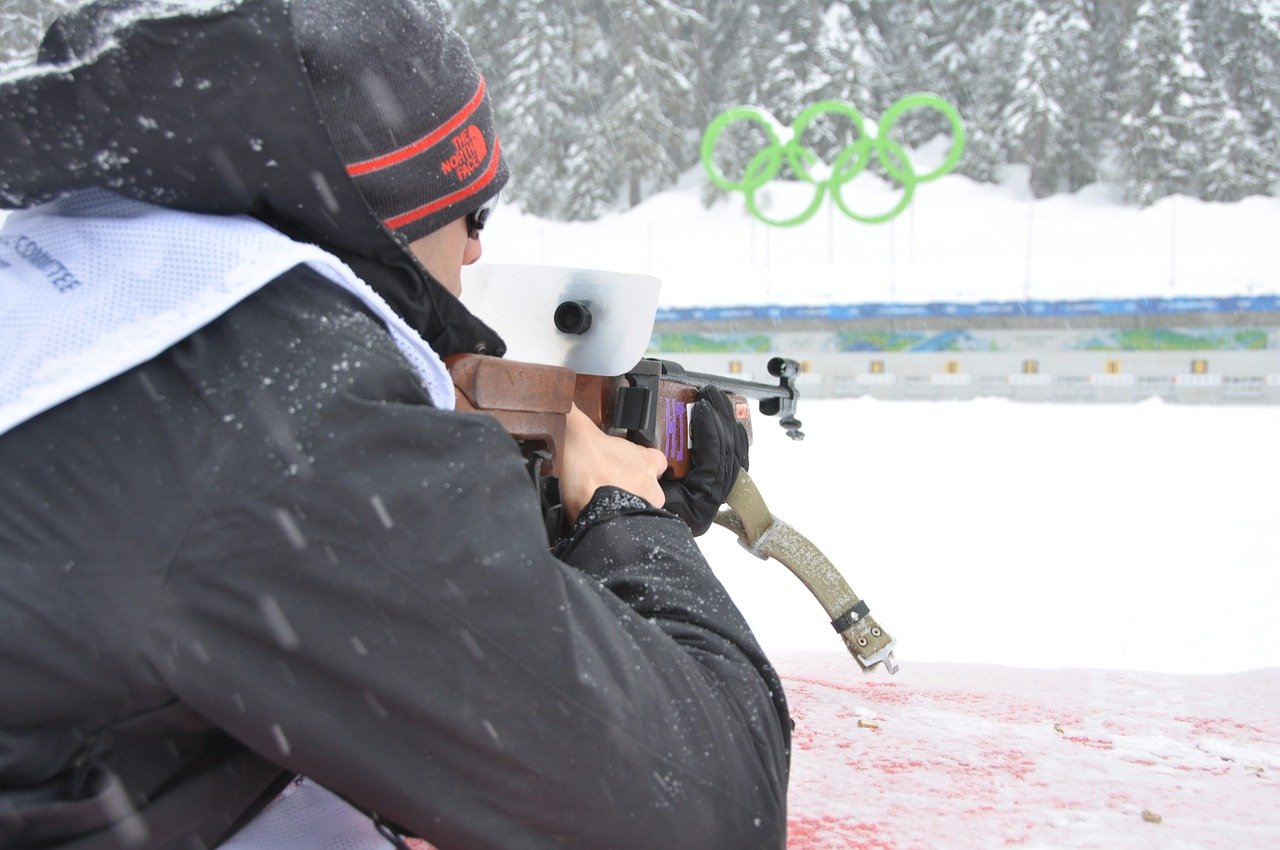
[706,396,1280,676]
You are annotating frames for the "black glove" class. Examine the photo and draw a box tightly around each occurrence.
[660,387,749,536]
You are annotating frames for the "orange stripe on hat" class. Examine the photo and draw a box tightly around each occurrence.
[345,77,488,177]
[383,137,503,230]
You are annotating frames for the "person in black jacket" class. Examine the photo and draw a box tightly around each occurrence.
[0,2,790,849]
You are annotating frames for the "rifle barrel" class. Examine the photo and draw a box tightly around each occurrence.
[660,370,797,403]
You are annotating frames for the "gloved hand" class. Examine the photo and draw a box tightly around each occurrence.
[661,387,749,536]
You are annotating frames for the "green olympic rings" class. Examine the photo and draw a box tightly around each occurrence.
[700,93,965,227]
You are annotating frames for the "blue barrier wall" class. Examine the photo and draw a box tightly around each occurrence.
[655,295,1280,324]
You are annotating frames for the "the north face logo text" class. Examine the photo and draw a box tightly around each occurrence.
[441,125,487,181]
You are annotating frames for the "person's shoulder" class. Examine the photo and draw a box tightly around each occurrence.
[190,265,434,415]
[226,265,393,350]
[198,264,413,380]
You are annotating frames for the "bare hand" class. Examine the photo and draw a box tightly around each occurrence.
[559,405,666,523]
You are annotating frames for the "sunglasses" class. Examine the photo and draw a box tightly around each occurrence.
[466,193,500,239]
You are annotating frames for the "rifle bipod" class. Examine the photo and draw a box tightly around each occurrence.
[715,470,899,675]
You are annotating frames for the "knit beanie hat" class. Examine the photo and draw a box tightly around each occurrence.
[293,0,508,243]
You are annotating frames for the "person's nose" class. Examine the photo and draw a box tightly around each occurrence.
[463,234,482,266]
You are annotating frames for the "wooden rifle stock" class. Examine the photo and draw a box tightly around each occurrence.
[445,353,753,479]
[445,354,577,476]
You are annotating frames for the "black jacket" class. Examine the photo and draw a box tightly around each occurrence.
[0,1,789,848]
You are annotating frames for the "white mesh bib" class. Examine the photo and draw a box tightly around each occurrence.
[0,189,454,437]
[218,778,397,850]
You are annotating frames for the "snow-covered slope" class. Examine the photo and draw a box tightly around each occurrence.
[484,165,1280,307]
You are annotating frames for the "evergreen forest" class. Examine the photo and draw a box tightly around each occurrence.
[3,0,1278,219]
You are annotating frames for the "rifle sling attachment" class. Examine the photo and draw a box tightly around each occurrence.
[831,601,871,633]
[715,469,899,675]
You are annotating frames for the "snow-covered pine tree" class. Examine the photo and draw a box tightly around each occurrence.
[462,0,614,219]
[755,0,831,152]
[593,0,701,211]
[874,0,939,145]
[929,0,1033,183]
[827,0,900,116]
[685,0,765,126]
[814,0,896,120]
[814,1,879,123]
[1263,1,1280,181]
[1196,81,1274,201]
[1115,0,1213,204]
[1003,0,1103,197]
[1191,0,1280,195]
[686,1,777,207]
[446,0,501,81]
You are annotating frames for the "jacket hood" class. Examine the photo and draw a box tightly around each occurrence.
[0,0,505,357]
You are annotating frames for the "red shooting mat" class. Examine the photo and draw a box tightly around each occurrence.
[777,651,1280,850]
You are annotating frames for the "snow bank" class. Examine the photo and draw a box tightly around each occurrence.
[485,171,1280,307]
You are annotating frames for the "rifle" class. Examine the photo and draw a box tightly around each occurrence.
[446,351,899,675]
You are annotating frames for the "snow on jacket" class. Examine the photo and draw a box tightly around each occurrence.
[0,1,791,848]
